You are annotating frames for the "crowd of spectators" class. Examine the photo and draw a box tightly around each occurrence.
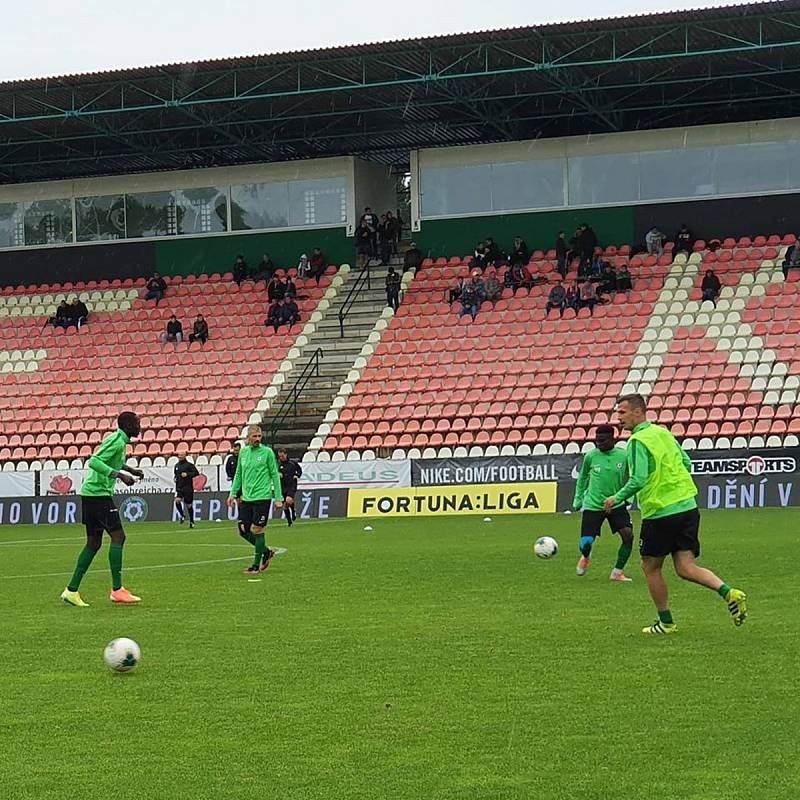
[232,249,328,286]
[355,207,402,269]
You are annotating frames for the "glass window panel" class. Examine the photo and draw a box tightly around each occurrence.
[287,178,346,226]
[0,202,25,248]
[786,141,800,190]
[75,195,126,242]
[23,199,72,246]
[568,153,640,206]
[125,191,175,238]
[639,147,715,200]
[230,182,289,230]
[420,165,492,217]
[173,187,228,235]
[715,142,789,195]
[490,160,564,211]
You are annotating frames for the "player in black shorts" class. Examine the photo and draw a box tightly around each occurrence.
[277,448,302,527]
[174,448,200,529]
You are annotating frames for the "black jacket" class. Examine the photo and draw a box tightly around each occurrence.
[279,459,303,490]
[166,319,183,336]
[225,453,238,480]
[174,459,199,493]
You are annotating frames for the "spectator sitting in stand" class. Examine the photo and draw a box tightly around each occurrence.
[459,271,485,320]
[267,274,286,303]
[579,279,597,314]
[701,269,722,306]
[310,248,326,283]
[484,273,502,302]
[145,272,167,304]
[566,282,579,311]
[50,300,71,328]
[598,264,618,297]
[449,275,465,304]
[232,255,249,285]
[509,237,530,267]
[281,297,301,329]
[675,224,694,257]
[266,299,284,332]
[782,243,800,279]
[646,226,666,257]
[546,282,567,317]
[162,314,183,344]
[403,242,422,273]
[506,261,530,292]
[484,237,501,266]
[616,264,633,292]
[555,231,570,277]
[69,297,89,329]
[385,266,401,311]
[252,254,275,282]
[284,276,297,300]
[472,241,488,271]
[189,313,209,345]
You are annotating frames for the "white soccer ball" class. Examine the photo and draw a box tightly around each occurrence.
[103,637,141,673]
[534,536,558,560]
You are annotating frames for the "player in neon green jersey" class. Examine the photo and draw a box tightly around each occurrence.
[572,425,634,582]
[60,412,144,607]
[604,394,747,634]
[227,424,284,575]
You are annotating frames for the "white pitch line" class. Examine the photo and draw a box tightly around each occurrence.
[0,547,287,581]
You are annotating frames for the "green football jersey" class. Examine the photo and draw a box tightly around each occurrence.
[80,429,130,497]
[229,443,283,503]
[573,446,628,511]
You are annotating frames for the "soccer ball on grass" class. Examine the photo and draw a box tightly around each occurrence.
[534,536,558,560]
[103,638,141,673]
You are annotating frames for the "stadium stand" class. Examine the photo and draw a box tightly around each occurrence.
[0,269,336,469]
[312,235,799,461]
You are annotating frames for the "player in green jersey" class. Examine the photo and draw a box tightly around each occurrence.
[227,424,284,575]
[604,394,747,634]
[60,412,144,607]
[572,425,634,582]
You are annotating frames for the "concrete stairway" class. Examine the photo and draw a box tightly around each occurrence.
[260,261,396,457]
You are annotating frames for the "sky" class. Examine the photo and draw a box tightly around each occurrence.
[2,0,758,82]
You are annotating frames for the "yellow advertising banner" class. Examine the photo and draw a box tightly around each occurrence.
[348,482,558,518]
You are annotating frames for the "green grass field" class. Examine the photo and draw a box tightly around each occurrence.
[1,510,798,800]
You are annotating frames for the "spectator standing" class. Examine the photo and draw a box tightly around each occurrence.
[579,279,598,314]
[189,313,209,345]
[616,265,633,292]
[385,266,401,311]
[377,215,393,265]
[385,211,400,253]
[310,248,327,283]
[459,271,485,320]
[267,275,286,303]
[472,241,488,271]
[355,220,373,270]
[701,269,722,306]
[225,442,241,488]
[403,242,423,273]
[297,254,310,280]
[555,231,569,277]
[484,237,501,266]
[145,272,167,304]
[578,224,598,270]
[675,224,694,257]
[546,282,567,317]
[646,226,666,257]
[359,207,379,257]
[162,314,183,344]
[253,254,274,282]
[510,237,530,267]
[232,255,249,285]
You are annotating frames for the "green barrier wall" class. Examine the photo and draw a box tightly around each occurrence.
[154,227,353,276]
[415,206,636,258]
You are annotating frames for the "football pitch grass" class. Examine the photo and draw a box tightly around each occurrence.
[1,510,797,800]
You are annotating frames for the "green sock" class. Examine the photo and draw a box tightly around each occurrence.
[67,546,98,592]
[253,534,265,568]
[239,526,256,545]
[658,609,674,625]
[109,543,124,591]
[615,543,633,571]
[718,583,731,600]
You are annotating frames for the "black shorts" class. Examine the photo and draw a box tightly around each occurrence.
[281,483,297,500]
[81,496,124,536]
[175,489,194,504]
[239,500,271,530]
[581,507,632,538]
[640,508,701,558]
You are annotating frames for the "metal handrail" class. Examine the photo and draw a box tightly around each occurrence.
[263,348,323,442]
[338,261,371,337]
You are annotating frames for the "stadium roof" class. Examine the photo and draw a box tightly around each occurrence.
[2,1,800,183]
